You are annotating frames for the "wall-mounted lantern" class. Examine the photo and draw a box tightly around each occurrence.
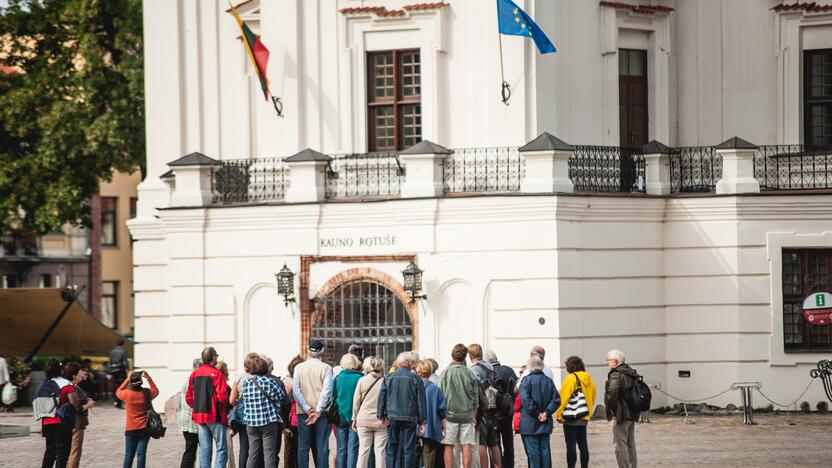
[402,261,426,303]
[275,264,296,307]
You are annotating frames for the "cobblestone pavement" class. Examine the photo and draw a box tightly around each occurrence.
[2,406,832,467]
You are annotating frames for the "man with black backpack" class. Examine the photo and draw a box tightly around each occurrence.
[485,350,517,468]
[604,349,641,468]
[468,344,501,468]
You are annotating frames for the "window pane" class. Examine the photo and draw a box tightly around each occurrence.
[618,50,627,76]
[400,51,421,98]
[101,281,117,328]
[401,104,422,149]
[101,197,117,246]
[629,50,646,76]
[809,104,832,147]
[371,53,394,101]
[372,106,396,151]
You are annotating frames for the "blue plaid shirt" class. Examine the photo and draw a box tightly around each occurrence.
[241,375,284,427]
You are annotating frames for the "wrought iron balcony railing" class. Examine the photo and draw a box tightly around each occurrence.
[569,146,646,193]
[325,153,404,199]
[442,147,523,193]
[754,145,832,190]
[670,146,722,193]
[204,142,832,206]
[212,157,289,204]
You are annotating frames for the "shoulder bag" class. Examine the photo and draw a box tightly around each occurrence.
[355,376,382,417]
[144,389,166,439]
[562,373,589,421]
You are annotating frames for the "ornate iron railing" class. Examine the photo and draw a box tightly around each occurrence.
[442,147,523,193]
[754,145,832,190]
[325,153,404,198]
[212,158,289,204]
[569,146,645,193]
[670,146,722,193]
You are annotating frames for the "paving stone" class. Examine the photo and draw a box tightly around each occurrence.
[2,406,832,467]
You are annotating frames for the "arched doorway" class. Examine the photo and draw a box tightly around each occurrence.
[312,279,413,367]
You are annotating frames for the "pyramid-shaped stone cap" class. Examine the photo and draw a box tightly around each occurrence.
[160,169,174,179]
[715,136,757,150]
[284,148,332,162]
[168,152,219,166]
[519,132,574,152]
[642,140,671,154]
[400,140,451,155]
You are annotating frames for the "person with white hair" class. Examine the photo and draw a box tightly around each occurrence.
[604,349,640,468]
[518,356,559,468]
[334,353,364,468]
[486,349,518,468]
[377,351,427,468]
[293,340,334,468]
[515,346,556,391]
[353,356,386,468]
[178,358,202,468]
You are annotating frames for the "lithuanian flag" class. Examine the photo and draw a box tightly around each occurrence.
[229,1,282,115]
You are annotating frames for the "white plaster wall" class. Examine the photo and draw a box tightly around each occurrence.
[130,193,832,410]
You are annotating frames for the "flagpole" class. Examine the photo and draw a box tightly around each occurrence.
[498,23,510,105]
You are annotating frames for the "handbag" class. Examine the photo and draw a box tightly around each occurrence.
[562,373,589,421]
[324,374,342,426]
[144,389,166,439]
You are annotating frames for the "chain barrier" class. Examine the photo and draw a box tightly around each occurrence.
[638,376,820,425]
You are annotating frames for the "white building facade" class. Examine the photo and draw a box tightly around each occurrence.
[132,0,832,409]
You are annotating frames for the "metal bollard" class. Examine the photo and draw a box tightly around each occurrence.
[731,382,762,425]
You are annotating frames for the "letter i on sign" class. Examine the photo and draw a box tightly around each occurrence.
[818,294,826,307]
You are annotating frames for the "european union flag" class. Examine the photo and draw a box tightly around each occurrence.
[496,0,556,54]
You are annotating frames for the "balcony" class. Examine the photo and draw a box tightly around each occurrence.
[163,137,832,208]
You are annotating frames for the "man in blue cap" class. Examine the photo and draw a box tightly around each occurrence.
[293,339,334,468]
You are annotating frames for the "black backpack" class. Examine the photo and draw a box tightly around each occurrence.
[622,373,652,413]
[475,363,509,414]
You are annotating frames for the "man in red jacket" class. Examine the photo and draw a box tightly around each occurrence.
[186,347,229,467]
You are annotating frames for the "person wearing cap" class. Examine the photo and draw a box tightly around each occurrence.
[186,346,230,468]
[293,339,334,468]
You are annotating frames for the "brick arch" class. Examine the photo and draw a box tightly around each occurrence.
[302,266,419,357]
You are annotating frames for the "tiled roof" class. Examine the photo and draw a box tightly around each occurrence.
[340,3,447,16]
[771,2,832,12]
[599,1,674,14]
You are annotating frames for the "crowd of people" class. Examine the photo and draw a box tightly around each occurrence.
[34,339,645,468]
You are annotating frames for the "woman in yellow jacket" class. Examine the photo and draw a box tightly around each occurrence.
[555,356,597,468]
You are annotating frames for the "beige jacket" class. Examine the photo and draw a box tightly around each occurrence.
[352,372,384,429]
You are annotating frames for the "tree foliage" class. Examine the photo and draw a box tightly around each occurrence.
[0,0,144,239]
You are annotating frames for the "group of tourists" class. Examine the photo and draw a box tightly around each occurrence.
[34,339,644,468]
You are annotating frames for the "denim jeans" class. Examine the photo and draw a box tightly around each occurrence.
[386,421,417,468]
[521,434,551,468]
[336,423,359,468]
[198,423,228,468]
[123,430,150,468]
[298,413,330,468]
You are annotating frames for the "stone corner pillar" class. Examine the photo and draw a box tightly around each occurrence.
[519,132,574,194]
[715,137,760,195]
[399,140,451,198]
[642,140,672,196]
[284,148,332,203]
[168,152,219,207]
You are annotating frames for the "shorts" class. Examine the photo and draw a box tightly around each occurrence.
[441,421,476,446]
[477,414,500,447]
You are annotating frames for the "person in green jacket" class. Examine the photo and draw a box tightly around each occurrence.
[438,344,479,468]
[334,353,364,468]
[604,349,640,468]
